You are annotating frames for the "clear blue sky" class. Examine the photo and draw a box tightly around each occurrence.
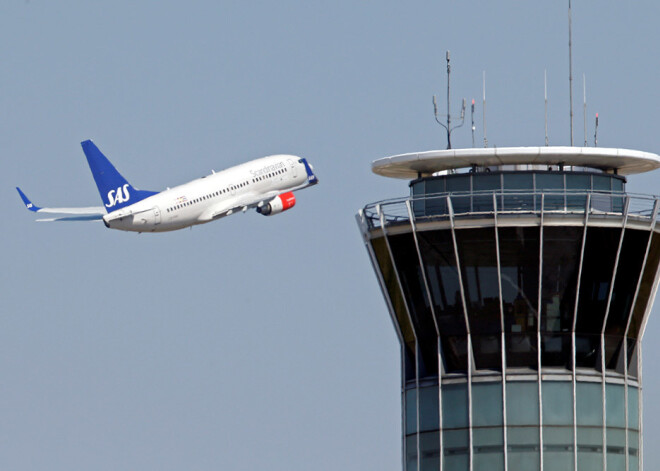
[2,1,660,469]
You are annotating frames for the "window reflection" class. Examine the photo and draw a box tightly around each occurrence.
[455,228,501,370]
[499,227,540,367]
[389,233,439,377]
[541,226,583,367]
[371,237,417,382]
[629,232,660,341]
[605,230,649,370]
[576,227,622,367]
[417,230,468,372]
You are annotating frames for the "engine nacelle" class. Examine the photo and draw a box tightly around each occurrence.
[257,192,296,216]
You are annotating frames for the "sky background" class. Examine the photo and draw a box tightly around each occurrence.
[2,1,660,469]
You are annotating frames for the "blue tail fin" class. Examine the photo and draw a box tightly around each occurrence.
[81,140,157,212]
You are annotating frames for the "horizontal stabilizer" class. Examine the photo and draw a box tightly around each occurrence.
[17,187,106,221]
[37,215,105,222]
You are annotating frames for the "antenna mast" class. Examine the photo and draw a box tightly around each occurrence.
[471,99,476,147]
[568,0,574,146]
[483,71,488,147]
[433,50,466,150]
[583,74,587,146]
[594,113,599,147]
[544,70,549,146]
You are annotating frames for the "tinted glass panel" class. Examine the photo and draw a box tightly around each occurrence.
[576,227,621,367]
[446,175,470,192]
[606,383,625,428]
[593,175,611,191]
[448,175,471,214]
[417,230,468,372]
[628,386,639,430]
[542,381,573,426]
[503,173,534,211]
[508,426,540,471]
[541,226,583,367]
[419,431,440,471]
[503,173,534,189]
[473,174,500,213]
[536,173,564,190]
[566,173,591,190]
[499,227,540,367]
[576,382,602,426]
[507,382,539,425]
[426,178,445,195]
[442,383,469,429]
[456,228,501,370]
[419,386,439,432]
[472,382,503,426]
[577,426,603,471]
[629,232,660,340]
[536,174,565,210]
[389,233,438,377]
[406,434,418,471]
[473,173,501,191]
[371,237,417,380]
[406,388,417,434]
[604,229,649,369]
[444,429,469,469]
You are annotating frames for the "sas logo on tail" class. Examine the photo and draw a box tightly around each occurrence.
[106,184,130,208]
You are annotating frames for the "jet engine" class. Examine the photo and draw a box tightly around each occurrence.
[257,192,296,216]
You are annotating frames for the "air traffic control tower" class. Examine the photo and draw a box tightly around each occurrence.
[357,147,660,471]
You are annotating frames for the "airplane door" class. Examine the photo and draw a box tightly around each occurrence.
[153,206,161,225]
[289,159,297,178]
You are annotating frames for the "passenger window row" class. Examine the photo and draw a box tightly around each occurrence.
[165,166,289,213]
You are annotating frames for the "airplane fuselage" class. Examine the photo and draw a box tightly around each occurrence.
[103,155,312,232]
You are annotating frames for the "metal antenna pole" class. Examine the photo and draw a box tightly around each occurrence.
[432,50,467,150]
[483,71,488,147]
[594,113,599,147]
[545,70,549,146]
[569,0,574,146]
[583,74,587,146]
[471,99,476,148]
[447,51,452,148]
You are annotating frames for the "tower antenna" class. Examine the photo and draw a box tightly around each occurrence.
[594,113,599,147]
[433,50,466,149]
[544,70,549,146]
[583,74,588,146]
[483,71,488,147]
[471,99,476,148]
[568,0,574,146]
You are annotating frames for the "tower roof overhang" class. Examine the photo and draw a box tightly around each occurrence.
[372,146,660,179]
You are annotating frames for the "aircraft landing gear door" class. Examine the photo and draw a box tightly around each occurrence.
[289,159,297,178]
[153,206,161,225]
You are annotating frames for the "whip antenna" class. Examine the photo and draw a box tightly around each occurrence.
[471,99,476,147]
[594,113,599,147]
[544,70,549,146]
[568,0,574,145]
[483,71,488,147]
[583,74,588,146]
[432,50,466,149]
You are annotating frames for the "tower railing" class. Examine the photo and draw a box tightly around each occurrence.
[361,190,660,230]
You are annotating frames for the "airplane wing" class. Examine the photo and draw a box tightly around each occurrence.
[17,187,106,222]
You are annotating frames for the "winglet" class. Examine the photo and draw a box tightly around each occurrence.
[16,187,41,212]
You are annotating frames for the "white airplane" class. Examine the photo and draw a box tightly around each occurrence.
[17,140,319,233]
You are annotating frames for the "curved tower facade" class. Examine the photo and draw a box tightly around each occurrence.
[357,147,660,471]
